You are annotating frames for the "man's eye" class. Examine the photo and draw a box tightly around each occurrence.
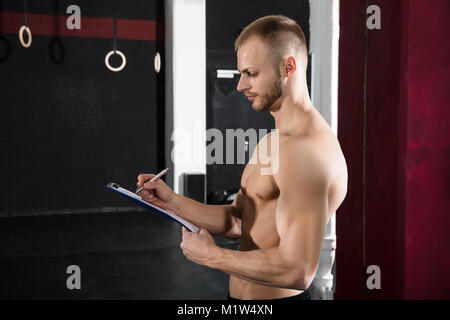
[247,72,256,77]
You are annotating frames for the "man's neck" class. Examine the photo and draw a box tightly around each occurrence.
[269,95,318,136]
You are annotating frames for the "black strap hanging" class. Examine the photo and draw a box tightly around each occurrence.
[0,1,11,61]
[22,0,28,26]
[19,0,32,48]
[48,0,64,64]
[104,17,126,72]
[113,17,118,52]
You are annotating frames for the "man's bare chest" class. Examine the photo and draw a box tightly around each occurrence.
[240,159,279,201]
[238,161,280,249]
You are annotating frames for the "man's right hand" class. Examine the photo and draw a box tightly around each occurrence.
[137,174,176,211]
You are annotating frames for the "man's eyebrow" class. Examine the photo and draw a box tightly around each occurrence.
[239,67,256,73]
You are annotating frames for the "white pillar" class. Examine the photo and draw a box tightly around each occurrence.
[309,0,340,300]
[165,0,206,193]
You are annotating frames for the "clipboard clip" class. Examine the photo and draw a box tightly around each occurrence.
[107,182,120,189]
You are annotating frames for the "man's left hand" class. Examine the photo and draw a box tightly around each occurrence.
[180,227,219,267]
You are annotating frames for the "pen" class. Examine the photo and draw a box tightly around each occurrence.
[136,168,169,194]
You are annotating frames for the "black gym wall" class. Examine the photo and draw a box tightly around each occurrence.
[0,0,165,216]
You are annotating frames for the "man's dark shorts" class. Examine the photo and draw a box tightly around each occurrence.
[227,289,311,301]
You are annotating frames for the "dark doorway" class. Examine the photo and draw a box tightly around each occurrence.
[205,0,311,203]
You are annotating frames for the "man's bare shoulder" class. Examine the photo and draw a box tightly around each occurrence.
[275,131,340,186]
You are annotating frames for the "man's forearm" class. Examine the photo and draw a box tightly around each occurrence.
[207,246,306,290]
[170,194,240,238]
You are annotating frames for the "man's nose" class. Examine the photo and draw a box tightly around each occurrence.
[237,75,250,92]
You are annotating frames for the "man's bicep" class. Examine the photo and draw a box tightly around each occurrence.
[274,164,329,282]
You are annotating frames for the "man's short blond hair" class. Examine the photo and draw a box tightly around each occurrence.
[235,15,308,71]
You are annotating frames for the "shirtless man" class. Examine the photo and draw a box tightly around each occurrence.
[137,15,347,300]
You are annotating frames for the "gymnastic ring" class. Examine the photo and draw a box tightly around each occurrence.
[19,25,32,48]
[0,34,10,62]
[154,52,161,73]
[105,50,126,72]
[49,38,65,65]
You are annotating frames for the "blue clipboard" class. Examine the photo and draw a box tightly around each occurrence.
[106,183,199,233]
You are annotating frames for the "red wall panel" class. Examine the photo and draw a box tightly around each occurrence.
[337,0,450,299]
[404,0,450,299]
[335,0,367,299]
[364,0,405,299]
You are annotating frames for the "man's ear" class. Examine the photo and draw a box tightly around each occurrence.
[283,56,297,77]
